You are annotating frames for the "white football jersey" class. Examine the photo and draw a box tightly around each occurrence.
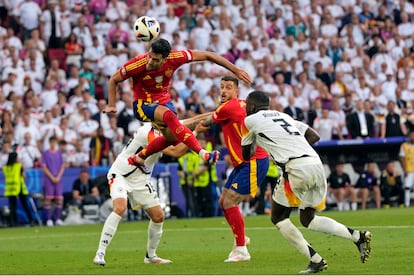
[108,123,162,181]
[242,110,318,164]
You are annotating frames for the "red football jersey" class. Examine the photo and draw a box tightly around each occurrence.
[212,98,268,167]
[119,50,193,104]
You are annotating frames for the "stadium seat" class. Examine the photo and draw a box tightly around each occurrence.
[47,49,67,72]
[343,163,360,185]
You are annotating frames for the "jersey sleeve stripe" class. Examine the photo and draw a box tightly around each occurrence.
[126,59,146,72]
[183,50,192,61]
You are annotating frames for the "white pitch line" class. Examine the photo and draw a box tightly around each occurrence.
[0,225,413,241]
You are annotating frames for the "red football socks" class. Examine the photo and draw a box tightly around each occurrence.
[138,110,202,160]
[137,135,173,159]
[223,206,245,246]
[162,110,202,153]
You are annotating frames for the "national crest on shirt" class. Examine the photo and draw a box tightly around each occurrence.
[165,68,173,77]
[155,76,163,84]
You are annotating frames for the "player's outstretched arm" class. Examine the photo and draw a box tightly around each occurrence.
[191,50,252,86]
[182,112,213,130]
[305,127,320,145]
[103,71,124,114]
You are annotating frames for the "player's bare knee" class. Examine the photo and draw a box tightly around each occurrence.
[113,205,127,217]
[150,212,165,223]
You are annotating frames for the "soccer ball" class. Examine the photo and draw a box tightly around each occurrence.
[133,16,160,42]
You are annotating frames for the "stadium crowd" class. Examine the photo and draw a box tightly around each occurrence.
[1,0,414,215]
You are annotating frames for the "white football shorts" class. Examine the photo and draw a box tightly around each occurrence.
[273,156,327,211]
[108,172,160,210]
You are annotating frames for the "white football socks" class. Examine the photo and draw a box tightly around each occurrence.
[276,218,322,263]
[147,220,163,258]
[97,212,122,255]
[308,215,359,242]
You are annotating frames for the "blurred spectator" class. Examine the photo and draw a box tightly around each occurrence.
[327,162,357,211]
[18,0,42,42]
[105,116,124,155]
[203,85,220,112]
[192,134,216,217]
[64,33,83,68]
[59,116,77,151]
[116,92,134,140]
[0,141,13,167]
[79,60,96,97]
[346,98,375,139]
[38,110,63,151]
[72,15,93,48]
[40,0,64,49]
[330,99,348,139]
[313,106,342,141]
[355,162,382,209]
[379,100,407,138]
[284,95,305,122]
[71,169,101,208]
[77,107,99,152]
[92,100,109,132]
[1,109,15,135]
[89,126,115,166]
[14,111,39,147]
[380,161,405,208]
[68,138,90,168]
[169,87,185,119]
[16,132,41,169]
[185,90,205,117]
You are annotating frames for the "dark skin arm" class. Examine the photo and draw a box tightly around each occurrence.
[304,126,320,145]
[242,142,256,161]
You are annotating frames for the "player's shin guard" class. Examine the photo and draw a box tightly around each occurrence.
[163,110,202,153]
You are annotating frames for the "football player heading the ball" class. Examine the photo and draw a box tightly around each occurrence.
[133,16,161,42]
[103,37,252,172]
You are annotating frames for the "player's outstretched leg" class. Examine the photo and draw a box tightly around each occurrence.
[306,215,372,263]
[275,218,327,273]
[354,230,372,263]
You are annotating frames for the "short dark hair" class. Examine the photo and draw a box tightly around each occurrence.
[6,152,18,166]
[246,90,270,107]
[151,38,171,58]
[221,76,239,87]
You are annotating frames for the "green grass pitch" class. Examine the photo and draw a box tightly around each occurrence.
[1,208,413,275]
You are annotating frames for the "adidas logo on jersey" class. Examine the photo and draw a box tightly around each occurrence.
[231,183,238,189]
